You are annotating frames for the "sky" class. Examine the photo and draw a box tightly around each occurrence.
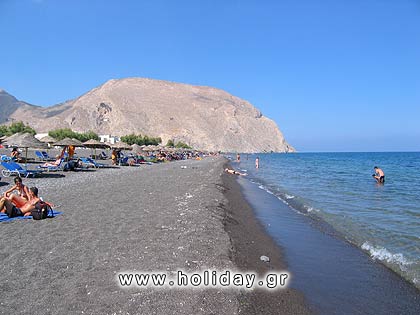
[0,0,419,152]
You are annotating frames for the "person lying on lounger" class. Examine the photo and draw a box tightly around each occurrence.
[2,176,31,209]
[41,147,66,167]
[0,187,52,217]
[224,168,247,176]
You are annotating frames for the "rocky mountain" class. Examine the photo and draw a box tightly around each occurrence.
[0,78,295,152]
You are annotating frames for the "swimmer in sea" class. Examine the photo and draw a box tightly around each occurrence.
[372,166,385,183]
[225,168,247,176]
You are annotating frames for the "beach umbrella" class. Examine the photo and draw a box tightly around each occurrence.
[131,143,144,154]
[2,132,24,144]
[53,137,85,147]
[83,139,110,148]
[3,133,48,169]
[110,141,132,150]
[83,139,110,159]
[53,138,85,160]
[39,135,57,147]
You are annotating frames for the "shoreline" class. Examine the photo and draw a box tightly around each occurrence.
[233,165,420,314]
[221,165,311,314]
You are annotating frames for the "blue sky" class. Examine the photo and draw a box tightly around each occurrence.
[1,0,419,152]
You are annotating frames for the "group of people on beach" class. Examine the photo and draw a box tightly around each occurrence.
[111,148,206,166]
[0,176,51,217]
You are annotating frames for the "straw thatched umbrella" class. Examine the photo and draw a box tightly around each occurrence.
[83,139,109,148]
[110,141,132,150]
[83,139,110,159]
[3,133,48,169]
[131,143,143,154]
[2,132,23,144]
[39,135,57,147]
[53,138,85,147]
[53,138,85,160]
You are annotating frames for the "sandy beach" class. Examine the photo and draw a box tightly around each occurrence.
[0,155,310,314]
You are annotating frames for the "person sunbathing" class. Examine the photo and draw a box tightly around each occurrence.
[41,157,62,168]
[2,176,31,210]
[40,147,66,168]
[224,168,247,176]
[0,187,49,217]
[11,148,24,162]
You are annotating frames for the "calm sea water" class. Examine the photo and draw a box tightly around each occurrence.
[233,152,420,288]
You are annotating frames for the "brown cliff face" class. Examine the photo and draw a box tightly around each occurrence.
[0,78,295,152]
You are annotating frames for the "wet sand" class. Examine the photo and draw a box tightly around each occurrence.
[0,155,310,314]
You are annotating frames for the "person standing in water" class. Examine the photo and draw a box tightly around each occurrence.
[372,166,385,183]
[255,157,259,169]
[236,153,240,163]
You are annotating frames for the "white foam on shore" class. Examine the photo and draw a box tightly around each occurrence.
[252,181,317,216]
[304,206,319,213]
[361,242,412,268]
[258,184,274,195]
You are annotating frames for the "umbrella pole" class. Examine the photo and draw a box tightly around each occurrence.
[25,148,28,170]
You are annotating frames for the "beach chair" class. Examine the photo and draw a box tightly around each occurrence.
[37,158,64,172]
[100,151,108,159]
[41,151,56,161]
[35,151,46,161]
[79,157,105,168]
[1,161,44,178]
[1,155,12,162]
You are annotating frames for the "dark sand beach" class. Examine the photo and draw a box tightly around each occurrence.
[0,155,310,314]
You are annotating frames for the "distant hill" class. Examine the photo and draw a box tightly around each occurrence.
[0,78,295,152]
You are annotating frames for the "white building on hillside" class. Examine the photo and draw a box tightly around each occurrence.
[99,134,119,144]
[35,133,49,140]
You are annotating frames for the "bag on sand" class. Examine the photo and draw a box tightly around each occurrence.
[31,201,53,220]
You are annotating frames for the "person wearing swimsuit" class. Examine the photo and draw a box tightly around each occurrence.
[0,187,48,217]
[1,176,31,210]
[225,168,247,176]
[372,166,385,184]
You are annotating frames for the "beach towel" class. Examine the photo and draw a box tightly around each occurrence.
[0,211,62,223]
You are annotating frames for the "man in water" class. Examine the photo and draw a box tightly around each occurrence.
[225,168,246,176]
[372,166,385,183]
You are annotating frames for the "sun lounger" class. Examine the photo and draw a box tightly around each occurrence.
[35,151,44,160]
[1,155,12,162]
[79,157,105,168]
[37,158,64,172]
[100,151,108,159]
[92,151,108,160]
[41,151,56,161]
[1,161,44,178]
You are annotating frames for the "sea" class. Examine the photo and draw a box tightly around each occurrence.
[230,152,420,303]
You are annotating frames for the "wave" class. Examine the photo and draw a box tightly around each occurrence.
[361,242,413,267]
[360,241,419,287]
